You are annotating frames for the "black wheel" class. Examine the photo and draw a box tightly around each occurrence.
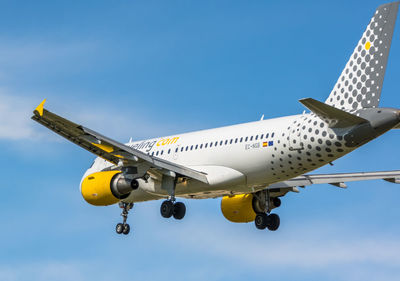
[267,213,280,231]
[254,213,268,230]
[273,197,281,208]
[122,224,130,235]
[172,202,186,220]
[160,200,174,218]
[116,223,124,234]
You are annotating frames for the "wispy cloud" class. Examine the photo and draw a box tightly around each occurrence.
[158,216,400,281]
[0,90,197,143]
[0,91,39,140]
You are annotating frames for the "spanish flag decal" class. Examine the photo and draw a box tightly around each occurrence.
[263,141,273,147]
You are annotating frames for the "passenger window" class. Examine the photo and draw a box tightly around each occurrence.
[181,147,184,152]
[261,134,264,139]
[235,138,238,143]
[240,137,243,142]
[266,133,269,138]
[205,143,208,148]
[219,141,223,146]
[271,133,275,137]
[161,150,164,155]
[230,139,233,144]
[245,137,248,142]
[175,148,178,153]
[185,146,188,151]
[190,145,193,150]
[195,144,198,149]
[215,141,218,146]
[225,140,228,145]
[255,135,258,140]
[156,151,159,156]
[250,136,253,141]
[200,144,203,149]
[210,142,213,147]
[151,152,154,156]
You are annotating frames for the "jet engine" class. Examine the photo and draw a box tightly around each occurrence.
[221,194,257,223]
[81,171,139,206]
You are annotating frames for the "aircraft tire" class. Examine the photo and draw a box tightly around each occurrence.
[255,213,268,230]
[160,200,174,218]
[116,223,124,234]
[122,224,130,235]
[172,202,186,220]
[267,214,280,231]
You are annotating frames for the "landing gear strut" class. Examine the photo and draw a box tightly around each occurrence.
[253,190,281,231]
[116,202,133,235]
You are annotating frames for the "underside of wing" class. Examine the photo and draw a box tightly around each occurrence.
[268,170,400,190]
[31,99,208,184]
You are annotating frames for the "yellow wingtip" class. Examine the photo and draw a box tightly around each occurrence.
[33,99,47,117]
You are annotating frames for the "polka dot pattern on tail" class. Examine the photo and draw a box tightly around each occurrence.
[325,2,399,111]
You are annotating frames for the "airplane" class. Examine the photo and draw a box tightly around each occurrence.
[32,2,400,235]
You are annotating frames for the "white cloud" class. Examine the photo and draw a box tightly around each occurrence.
[0,90,195,143]
[0,92,39,140]
[0,262,81,281]
[158,217,400,281]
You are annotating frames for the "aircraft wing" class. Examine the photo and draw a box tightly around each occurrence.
[268,170,400,190]
[31,99,209,184]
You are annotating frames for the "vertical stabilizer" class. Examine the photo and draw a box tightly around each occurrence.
[325,2,399,110]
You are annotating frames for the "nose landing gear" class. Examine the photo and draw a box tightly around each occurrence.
[116,202,133,235]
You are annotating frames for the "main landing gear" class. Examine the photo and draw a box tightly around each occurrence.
[254,213,280,231]
[160,198,186,220]
[116,202,133,235]
[159,172,186,220]
[253,190,281,231]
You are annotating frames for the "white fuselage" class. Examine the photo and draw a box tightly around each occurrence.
[82,112,357,202]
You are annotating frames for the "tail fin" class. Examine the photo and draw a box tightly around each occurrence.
[325,2,399,110]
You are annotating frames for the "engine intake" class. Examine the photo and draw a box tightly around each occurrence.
[81,171,138,206]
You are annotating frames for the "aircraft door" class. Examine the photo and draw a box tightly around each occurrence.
[288,116,305,151]
[173,144,180,160]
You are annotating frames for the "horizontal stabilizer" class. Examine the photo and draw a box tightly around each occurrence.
[299,98,368,128]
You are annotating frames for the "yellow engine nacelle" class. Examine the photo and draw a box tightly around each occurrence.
[81,171,139,206]
[221,194,256,223]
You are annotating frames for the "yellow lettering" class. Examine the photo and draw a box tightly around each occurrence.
[156,137,180,146]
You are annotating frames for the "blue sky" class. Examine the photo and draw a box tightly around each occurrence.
[1,0,400,280]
